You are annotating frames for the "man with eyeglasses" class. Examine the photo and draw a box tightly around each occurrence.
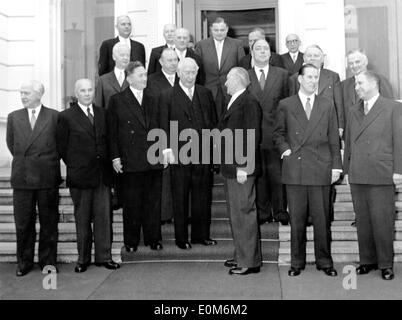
[281,34,304,74]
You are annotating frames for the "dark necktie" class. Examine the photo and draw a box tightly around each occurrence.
[87,107,94,125]
[305,97,312,120]
[259,69,266,90]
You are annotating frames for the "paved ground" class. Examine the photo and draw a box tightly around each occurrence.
[1,262,402,300]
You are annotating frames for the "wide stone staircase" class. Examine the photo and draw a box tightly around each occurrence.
[0,170,278,263]
[278,185,402,264]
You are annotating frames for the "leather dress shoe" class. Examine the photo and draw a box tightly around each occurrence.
[95,260,120,270]
[224,259,237,268]
[229,266,260,275]
[150,242,163,251]
[258,217,273,225]
[74,263,89,273]
[317,266,338,277]
[356,264,378,275]
[161,219,173,225]
[191,239,217,246]
[124,245,137,253]
[176,242,192,250]
[381,268,394,280]
[288,267,302,277]
[351,221,356,227]
[16,266,33,277]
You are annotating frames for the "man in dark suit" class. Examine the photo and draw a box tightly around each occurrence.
[273,64,342,277]
[160,57,217,249]
[95,42,130,109]
[341,49,394,125]
[239,28,284,70]
[219,67,262,275]
[6,81,61,277]
[108,62,164,252]
[289,45,344,137]
[57,79,120,273]
[281,34,304,74]
[147,23,176,75]
[247,39,289,226]
[98,15,145,76]
[344,71,402,280]
[195,17,245,119]
[147,48,179,225]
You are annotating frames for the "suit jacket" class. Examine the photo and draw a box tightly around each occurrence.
[56,103,112,188]
[341,74,394,123]
[344,96,402,185]
[98,37,146,76]
[239,53,284,70]
[6,106,61,189]
[273,94,342,185]
[289,68,344,129]
[247,66,289,149]
[218,91,262,178]
[195,37,245,99]
[107,87,163,173]
[147,70,178,96]
[160,84,217,165]
[94,70,129,109]
[281,52,304,75]
[147,44,168,75]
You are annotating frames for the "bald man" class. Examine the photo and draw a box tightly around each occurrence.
[57,79,120,273]
[281,34,304,74]
[7,81,61,277]
[148,23,177,75]
[98,15,145,76]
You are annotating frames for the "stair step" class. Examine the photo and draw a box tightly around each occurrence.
[334,201,402,212]
[335,184,402,194]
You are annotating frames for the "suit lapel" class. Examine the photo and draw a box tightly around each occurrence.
[123,88,146,129]
[107,72,122,92]
[222,91,246,121]
[302,96,325,144]
[248,69,263,96]
[71,104,95,138]
[220,39,230,71]
[18,109,33,152]
[262,67,277,100]
[208,38,220,71]
[175,85,191,119]
[290,95,309,131]
[26,106,51,150]
[318,70,330,95]
[93,105,103,138]
[354,97,385,141]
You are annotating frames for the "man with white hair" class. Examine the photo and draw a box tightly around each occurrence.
[160,57,217,250]
[341,49,393,124]
[7,81,61,277]
[281,34,304,74]
[148,23,177,75]
[219,67,262,275]
[57,79,120,273]
[98,15,145,76]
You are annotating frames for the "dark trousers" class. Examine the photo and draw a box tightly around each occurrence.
[170,164,212,243]
[69,181,112,265]
[13,188,59,270]
[161,168,174,222]
[286,185,333,269]
[224,177,262,268]
[121,170,162,247]
[256,148,288,221]
[350,184,395,269]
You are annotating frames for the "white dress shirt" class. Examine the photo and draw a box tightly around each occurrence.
[162,70,176,87]
[114,67,125,86]
[227,88,246,110]
[298,91,316,113]
[214,39,224,68]
[78,102,93,116]
[130,87,143,105]
[118,36,131,50]
[364,93,380,113]
[175,48,187,61]
[254,65,269,81]
[28,104,42,123]
[179,81,194,100]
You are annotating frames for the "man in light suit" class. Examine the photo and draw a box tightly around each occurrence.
[160,58,217,250]
[219,67,262,275]
[6,81,61,277]
[341,49,394,125]
[147,23,176,75]
[239,28,284,70]
[281,34,304,75]
[57,79,120,273]
[273,64,342,277]
[195,17,245,118]
[344,71,402,280]
[95,42,130,109]
[98,15,145,76]
[108,62,164,252]
[289,45,344,137]
[247,39,289,226]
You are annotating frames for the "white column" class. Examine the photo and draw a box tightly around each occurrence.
[278,0,346,79]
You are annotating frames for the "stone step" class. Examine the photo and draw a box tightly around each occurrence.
[335,184,402,194]
[335,192,402,202]
[334,201,402,213]
[0,239,278,263]
[0,220,278,242]
[278,241,402,264]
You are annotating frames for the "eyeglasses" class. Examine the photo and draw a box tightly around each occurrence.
[286,39,299,44]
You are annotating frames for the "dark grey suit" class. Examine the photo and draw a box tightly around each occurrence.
[94,70,129,109]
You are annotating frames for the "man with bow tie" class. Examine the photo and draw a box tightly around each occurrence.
[7,81,61,277]
[273,64,342,277]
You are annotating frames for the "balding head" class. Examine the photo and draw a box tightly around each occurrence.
[225,67,250,95]
[285,34,301,53]
[304,44,325,69]
[174,28,191,51]
[20,81,45,109]
[177,57,199,88]
[346,49,369,76]
[116,15,132,38]
[159,48,178,74]
[163,24,176,45]
[74,79,94,106]
[112,42,130,69]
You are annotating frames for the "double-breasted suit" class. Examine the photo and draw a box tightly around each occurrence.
[107,87,163,249]
[280,52,304,75]
[95,70,129,109]
[195,37,245,118]
[247,66,289,223]
[57,103,113,265]
[344,96,402,269]
[273,94,342,269]
[7,106,61,271]
[147,44,169,75]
